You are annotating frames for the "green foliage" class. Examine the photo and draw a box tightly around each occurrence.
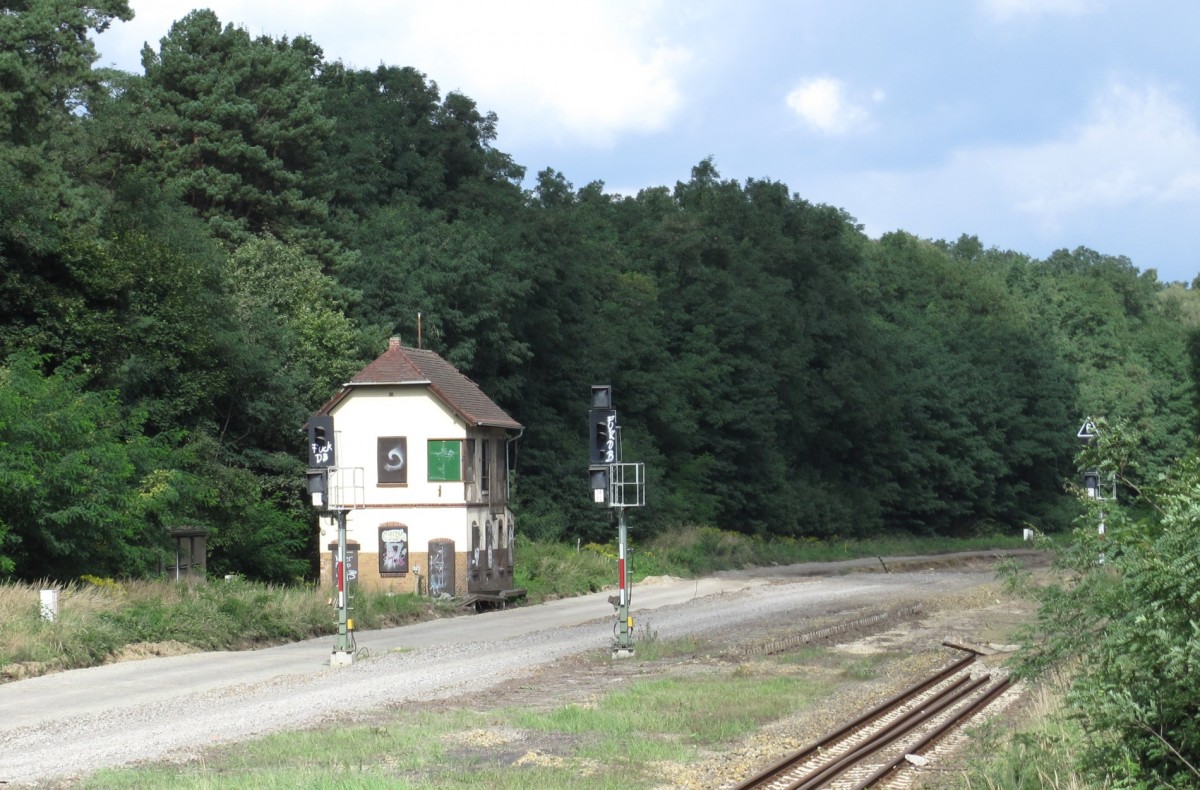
[0,352,157,578]
[157,432,311,584]
[225,236,360,447]
[513,540,614,601]
[632,166,882,537]
[348,587,441,627]
[92,202,240,432]
[0,578,332,674]
[0,1,132,359]
[643,525,762,575]
[318,63,523,220]
[127,9,334,245]
[337,198,532,393]
[860,233,1079,534]
[0,4,1196,587]
[956,686,1093,789]
[984,245,1194,481]
[1013,424,1200,787]
[0,0,131,144]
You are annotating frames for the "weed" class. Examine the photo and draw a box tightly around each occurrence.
[838,653,891,681]
[951,683,1100,789]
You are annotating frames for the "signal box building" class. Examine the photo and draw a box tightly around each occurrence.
[309,337,523,601]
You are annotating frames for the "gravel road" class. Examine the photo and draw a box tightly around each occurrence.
[0,553,1036,786]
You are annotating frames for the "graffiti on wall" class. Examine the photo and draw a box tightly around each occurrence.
[428,541,452,596]
[329,544,359,585]
[378,526,408,574]
[377,437,408,484]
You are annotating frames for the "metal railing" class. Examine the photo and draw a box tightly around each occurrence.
[324,467,365,510]
[607,462,645,508]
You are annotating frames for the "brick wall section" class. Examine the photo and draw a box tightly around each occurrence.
[457,552,470,596]
[322,550,475,597]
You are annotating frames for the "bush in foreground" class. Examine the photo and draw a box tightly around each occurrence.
[1012,425,1200,787]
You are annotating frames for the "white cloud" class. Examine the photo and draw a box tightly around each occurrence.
[1001,82,1200,228]
[786,77,872,136]
[100,1,693,149]
[808,80,1200,264]
[394,2,691,147]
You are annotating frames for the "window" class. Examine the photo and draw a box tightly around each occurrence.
[480,438,490,495]
[377,437,407,485]
[427,440,462,482]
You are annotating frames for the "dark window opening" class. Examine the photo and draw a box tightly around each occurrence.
[480,439,491,495]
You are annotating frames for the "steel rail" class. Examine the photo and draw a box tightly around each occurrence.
[732,652,976,790]
[787,673,991,790]
[850,674,1014,789]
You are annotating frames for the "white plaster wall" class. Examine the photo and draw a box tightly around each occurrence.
[319,386,472,553]
[334,506,466,556]
[332,387,467,503]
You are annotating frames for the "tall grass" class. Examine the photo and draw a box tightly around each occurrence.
[512,541,614,601]
[516,525,1031,605]
[0,578,437,680]
[952,683,1099,789]
[632,524,1032,578]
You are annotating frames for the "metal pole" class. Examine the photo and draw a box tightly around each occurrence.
[332,509,354,664]
[615,505,634,654]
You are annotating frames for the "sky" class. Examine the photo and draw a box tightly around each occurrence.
[95,1,1200,284]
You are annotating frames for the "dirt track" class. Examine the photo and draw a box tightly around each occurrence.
[0,550,1048,787]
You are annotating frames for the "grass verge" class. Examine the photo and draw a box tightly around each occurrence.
[78,643,827,789]
[516,525,1035,602]
[0,578,448,680]
[946,682,1099,789]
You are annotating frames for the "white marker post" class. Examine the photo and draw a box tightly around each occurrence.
[40,589,58,622]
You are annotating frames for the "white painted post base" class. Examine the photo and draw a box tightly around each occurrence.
[330,650,354,668]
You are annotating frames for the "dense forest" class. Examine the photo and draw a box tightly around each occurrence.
[2,2,1197,583]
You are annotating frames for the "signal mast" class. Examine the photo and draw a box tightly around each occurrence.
[588,385,646,657]
[306,415,358,667]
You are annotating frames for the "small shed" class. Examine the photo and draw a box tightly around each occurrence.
[168,527,208,582]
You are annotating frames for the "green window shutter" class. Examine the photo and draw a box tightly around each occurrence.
[428,440,463,482]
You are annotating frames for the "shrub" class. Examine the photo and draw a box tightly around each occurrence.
[1013,426,1200,787]
[514,540,614,600]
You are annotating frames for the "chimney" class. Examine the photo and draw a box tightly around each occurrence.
[389,336,401,351]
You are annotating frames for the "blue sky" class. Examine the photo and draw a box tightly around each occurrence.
[96,1,1200,284]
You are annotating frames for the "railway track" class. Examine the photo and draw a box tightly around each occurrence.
[732,646,1014,789]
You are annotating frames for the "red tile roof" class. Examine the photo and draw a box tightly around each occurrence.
[316,338,522,430]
